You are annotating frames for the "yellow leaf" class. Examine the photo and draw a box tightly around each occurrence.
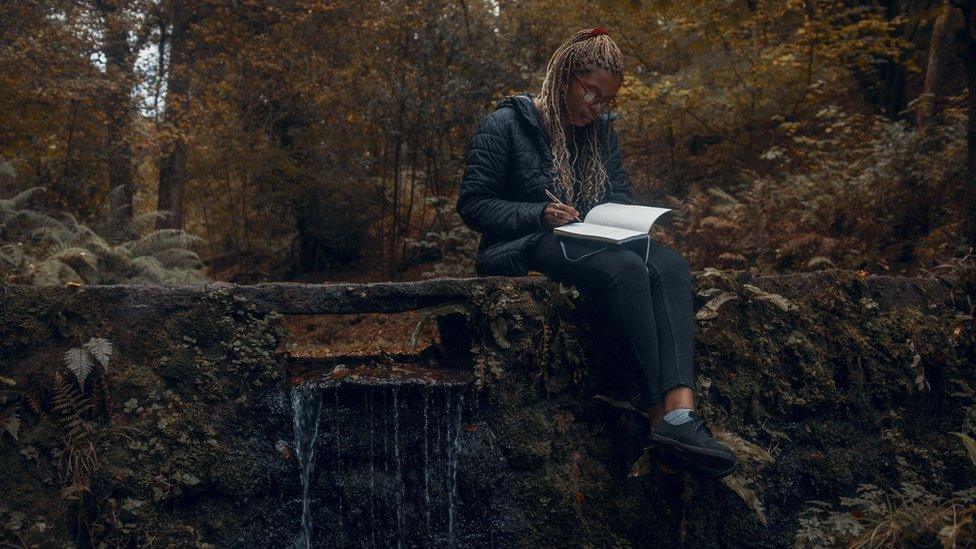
[949,432,976,468]
[722,474,768,525]
[628,448,651,478]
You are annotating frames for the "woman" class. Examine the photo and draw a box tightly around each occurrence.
[455,28,737,478]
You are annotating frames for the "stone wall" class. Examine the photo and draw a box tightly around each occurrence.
[0,268,973,547]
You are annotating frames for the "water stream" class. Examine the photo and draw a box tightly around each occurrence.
[291,385,324,549]
[289,373,476,548]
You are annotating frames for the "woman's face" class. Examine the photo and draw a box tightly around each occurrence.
[565,66,622,127]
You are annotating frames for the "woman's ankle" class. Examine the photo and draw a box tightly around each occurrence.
[648,402,665,428]
[662,386,695,412]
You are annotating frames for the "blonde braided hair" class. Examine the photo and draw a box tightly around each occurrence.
[537,28,624,214]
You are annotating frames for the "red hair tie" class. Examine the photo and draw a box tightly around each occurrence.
[588,27,609,38]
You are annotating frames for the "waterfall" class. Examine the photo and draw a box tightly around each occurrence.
[447,391,464,549]
[291,385,323,549]
[333,388,344,547]
[393,387,405,549]
[288,373,475,547]
[366,390,376,549]
[423,388,431,540]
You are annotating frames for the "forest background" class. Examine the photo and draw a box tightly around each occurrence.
[1,0,975,286]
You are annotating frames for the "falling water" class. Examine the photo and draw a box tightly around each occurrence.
[366,390,376,549]
[447,391,465,548]
[291,385,323,549]
[382,389,389,475]
[289,374,474,547]
[393,388,404,549]
[423,388,431,539]
[334,388,344,547]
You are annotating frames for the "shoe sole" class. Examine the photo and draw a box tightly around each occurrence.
[648,431,739,479]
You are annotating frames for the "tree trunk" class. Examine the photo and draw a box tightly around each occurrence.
[917,1,952,131]
[100,0,136,219]
[156,0,192,230]
[399,137,419,269]
[960,1,976,247]
[388,97,406,280]
[389,134,402,279]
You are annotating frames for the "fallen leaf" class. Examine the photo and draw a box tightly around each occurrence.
[950,432,976,468]
[490,316,511,349]
[753,293,796,311]
[722,474,768,525]
[695,291,737,320]
[701,267,736,285]
[712,427,775,465]
[592,394,649,417]
[655,456,677,475]
[628,448,652,478]
[743,284,796,311]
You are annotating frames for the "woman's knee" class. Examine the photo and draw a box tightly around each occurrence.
[648,245,691,282]
[596,249,648,286]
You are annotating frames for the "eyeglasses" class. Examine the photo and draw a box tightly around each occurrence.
[573,73,618,113]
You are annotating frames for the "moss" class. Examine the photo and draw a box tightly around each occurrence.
[0,284,293,546]
[1,270,973,546]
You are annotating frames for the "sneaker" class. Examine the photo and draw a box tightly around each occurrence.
[648,411,738,479]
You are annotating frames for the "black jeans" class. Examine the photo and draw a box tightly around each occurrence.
[524,233,697,407]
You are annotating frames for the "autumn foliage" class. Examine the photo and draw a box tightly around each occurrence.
[1,0,973,282]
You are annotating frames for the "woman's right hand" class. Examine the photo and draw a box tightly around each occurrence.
[542,202,580,229]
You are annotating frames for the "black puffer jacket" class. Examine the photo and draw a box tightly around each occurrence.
[456,92,636,277]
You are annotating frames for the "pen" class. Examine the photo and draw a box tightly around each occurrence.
[544,188,583,223]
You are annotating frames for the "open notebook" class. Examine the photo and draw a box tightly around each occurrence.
[552,203,672,263]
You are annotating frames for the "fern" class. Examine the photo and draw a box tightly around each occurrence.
[5,209,64,231]
[83,337,112,368]
[77,228,112,255]
[0,186,43,210]
[91,376,113,417]
[137,210,170,230]
[121,229,204,258]
[4,407,21,440]
[59,211,81,233]
[64,348,95,387]
[46,229,93,256]
[58,482,91,502]
[23,391,48,420]
[50,371,99,499]
[43,246,98,270]
[29,225,67,249]
[33,258,82,285]
[0,186,209,285]
[98,186,139,245]
[129,255,172,283]
[0,160,15,181]
[0,243,24,267]
[153,248,203,269]
[52,371,93,419]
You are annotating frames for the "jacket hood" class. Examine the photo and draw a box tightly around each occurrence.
[494,92,547,141]
[494,92,618,145]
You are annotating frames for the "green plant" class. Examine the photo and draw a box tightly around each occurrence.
[794,432,976,548]
[0,185,208,285]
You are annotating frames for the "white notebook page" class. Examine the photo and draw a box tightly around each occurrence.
[582,203,672,233]
[555,223,644,241]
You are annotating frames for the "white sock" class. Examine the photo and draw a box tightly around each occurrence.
[662,408,694,425]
